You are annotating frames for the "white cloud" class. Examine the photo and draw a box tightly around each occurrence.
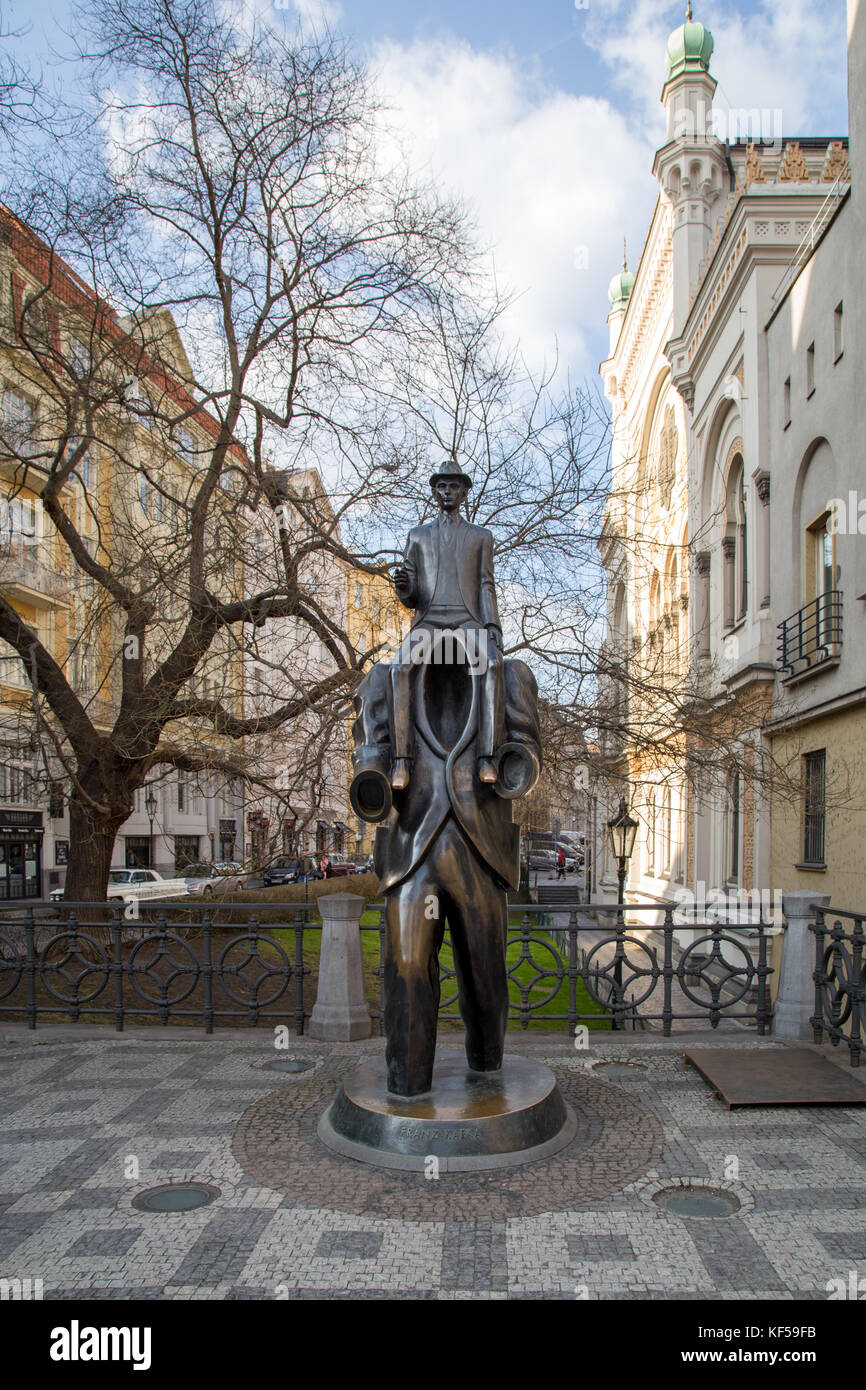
[362,6,847,381]
[370,37,655,380]
[286,0,343,35]
[220,0,343,41]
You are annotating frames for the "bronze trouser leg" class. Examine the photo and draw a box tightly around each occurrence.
[384,853,446,1096]
[438,825,509,1072]
[384,819,508,1095]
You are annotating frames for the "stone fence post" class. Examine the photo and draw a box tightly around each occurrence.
[308,893,373,1041]
[774,891,831,1040]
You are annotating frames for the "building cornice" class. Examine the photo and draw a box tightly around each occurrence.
[764,683,866,734]
[664,184,849,410]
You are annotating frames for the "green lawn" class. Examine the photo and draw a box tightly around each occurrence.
[268,910,610,1032]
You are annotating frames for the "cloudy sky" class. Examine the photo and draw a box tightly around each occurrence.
[3,0,851,381]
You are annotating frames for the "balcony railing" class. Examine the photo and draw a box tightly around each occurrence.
[0,539,69,603]
[777,590,842,676]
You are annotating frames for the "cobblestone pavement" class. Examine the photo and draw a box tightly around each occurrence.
[0,1027,864,1300]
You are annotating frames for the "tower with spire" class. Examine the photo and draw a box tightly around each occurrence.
[606,238,634,353]
[651,5,727,337]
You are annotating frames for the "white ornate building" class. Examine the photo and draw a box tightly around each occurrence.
[594,4,864,915]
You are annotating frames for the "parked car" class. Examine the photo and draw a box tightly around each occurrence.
[183,862,247,897]
[528,850,558,870]
[261,856,323,887]
[327,860,358,877]
[50,868,190,904]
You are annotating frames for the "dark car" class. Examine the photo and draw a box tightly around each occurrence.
[327,860,358,877]
[262,856,323,887]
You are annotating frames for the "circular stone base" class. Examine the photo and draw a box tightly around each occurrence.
[317,1052,578,1172]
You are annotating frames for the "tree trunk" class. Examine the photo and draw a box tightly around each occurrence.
[63,793,130,902]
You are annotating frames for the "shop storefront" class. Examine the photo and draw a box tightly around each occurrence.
[0,809,43,899]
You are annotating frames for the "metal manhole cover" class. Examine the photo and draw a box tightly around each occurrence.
[132,1182,220,1213]
[653,1186,741,1218]
[592,1061,646,1079]
[262,1057,314,1074]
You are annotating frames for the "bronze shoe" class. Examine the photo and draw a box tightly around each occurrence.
[391,759,411,790]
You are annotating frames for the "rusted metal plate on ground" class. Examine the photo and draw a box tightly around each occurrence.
[683,1048,866,1108]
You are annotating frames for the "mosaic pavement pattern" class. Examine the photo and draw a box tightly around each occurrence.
[0,1031,865,1299]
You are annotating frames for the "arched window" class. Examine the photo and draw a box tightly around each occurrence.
[724,454,748,626]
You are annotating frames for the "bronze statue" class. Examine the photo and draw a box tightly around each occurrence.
[350,460,542,1096]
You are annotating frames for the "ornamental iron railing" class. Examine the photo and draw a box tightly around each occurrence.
[0,898,775,1035]
[777,590,842,676]
[811,907,865,1067]
[436,902,774,1034]
[0,901,331,1033]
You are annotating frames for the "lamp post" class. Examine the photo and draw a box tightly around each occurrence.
[144,787,157,870]
[606,796,638,1031]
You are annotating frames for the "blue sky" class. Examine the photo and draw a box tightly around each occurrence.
[1,0,851,379]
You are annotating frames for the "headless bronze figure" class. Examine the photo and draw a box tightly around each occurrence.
[350,460,542,1096]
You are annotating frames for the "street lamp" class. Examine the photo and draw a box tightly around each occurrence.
[144,787,157,870]
[606,796,638,1031]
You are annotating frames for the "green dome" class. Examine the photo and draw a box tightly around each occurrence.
[665,11,714,79]
[608,267,635,309]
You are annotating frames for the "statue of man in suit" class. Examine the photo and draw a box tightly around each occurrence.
[350,460,542,1096]
[389,458,504,790]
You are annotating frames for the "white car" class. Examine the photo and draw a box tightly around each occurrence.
[50,868,190,904]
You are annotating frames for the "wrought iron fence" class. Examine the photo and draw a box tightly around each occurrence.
[436,902,774,1035]
[0,901,342,1033]
[0,898,775,1035]
[811,907,865,1067]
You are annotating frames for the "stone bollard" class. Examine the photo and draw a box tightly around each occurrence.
[774,891,831,1040]
[308,893,373,1041]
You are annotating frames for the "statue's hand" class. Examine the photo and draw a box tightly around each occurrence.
[393,565,412,600]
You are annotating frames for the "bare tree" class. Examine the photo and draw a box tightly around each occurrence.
[0,0,478,898]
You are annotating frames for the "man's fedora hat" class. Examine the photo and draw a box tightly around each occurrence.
[429,457,473,489]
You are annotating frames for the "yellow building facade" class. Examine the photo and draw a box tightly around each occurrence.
[0,207,247,894]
